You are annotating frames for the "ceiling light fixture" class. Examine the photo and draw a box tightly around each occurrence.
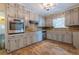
[42,3,56,11]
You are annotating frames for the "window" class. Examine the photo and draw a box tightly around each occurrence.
[52,17,66,28]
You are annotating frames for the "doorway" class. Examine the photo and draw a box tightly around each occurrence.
[0,11,5,49]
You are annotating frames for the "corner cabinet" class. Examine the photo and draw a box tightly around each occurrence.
[65,7,79,26]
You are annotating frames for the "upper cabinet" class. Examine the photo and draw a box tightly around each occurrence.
[6,3,25,19]
[65,10,71,26]
[45,17,52,27]
[0,4,5,11]
[29,12,38,21]
[6,4,17,18]
[24,10,30,26]
[29,12,34,20]
[6,3,45,27]
[16,4,24,18]
[65,7,79,26]
[38,16,45,27]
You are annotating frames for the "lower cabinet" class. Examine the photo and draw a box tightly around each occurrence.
[47,31,72,44]
[7,34,25,52]
[62,32,72,43]
[73,32,79,48]
[18,39,24,49]
[31,34,37,43]
[7,32,43,53]
[7,39,19,52]
[26,35,32,45]
[23,37,28,47]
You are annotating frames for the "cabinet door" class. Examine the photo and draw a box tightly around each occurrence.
[18,39,24,48]
[47,31,52,39]
[6,40,10,52]
[70,9,75,25]
[15,39,19,50]
[58,34,63,42]
[29,12,34,20]
[23,36,27,47]
[38,17,45,27]
[31,34,36,43]
[52,33,57,40]
[24,10,30,26]
[16,4,24,18]
[26,33,32,45]
[7,3,16,17]
[9,39,16,52]
[65,10,71,26]
[45,18,52,27]
[63,32,72,43]
[73,8,79,25]
[73,32,79,48]
[0,4,5,11]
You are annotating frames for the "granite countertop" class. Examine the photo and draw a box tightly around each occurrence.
[26,29,46,32]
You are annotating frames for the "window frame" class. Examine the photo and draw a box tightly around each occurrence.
[52,17,67,28]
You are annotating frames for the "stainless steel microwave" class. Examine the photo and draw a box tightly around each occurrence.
[8,19,24,34]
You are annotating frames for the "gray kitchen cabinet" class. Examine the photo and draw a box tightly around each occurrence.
[72,8,79,25]
[15,39,19,49]
[38,16,45,27]
[26,36,31,45]
[70,9,75,25]
[29,12,36,20]
[52,33,57,41]
[24,10,30,26]
[23,35,28,47]
[63,32,72,43]
[7,32,42,53]
[6,40,10,52]
[0,4,5,11]
[65,10,71,26]
[6,3,17,18]
[18,39,24,49]
[57,34,63,42]
[7,34,25,52]
[47,32,52,40]
[45,17,52,27]
[18,34,25,48]
[65,7,79,26]
[47,30,72,44]
[73,32,79,48]
[31,33,37,43]
[25,33,32,45]
[7,39,17,52]
[16,4,24,18]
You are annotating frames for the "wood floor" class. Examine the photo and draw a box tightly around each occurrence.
[8,40,79,55]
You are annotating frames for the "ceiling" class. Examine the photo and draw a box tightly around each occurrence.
[22,3,79,16]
